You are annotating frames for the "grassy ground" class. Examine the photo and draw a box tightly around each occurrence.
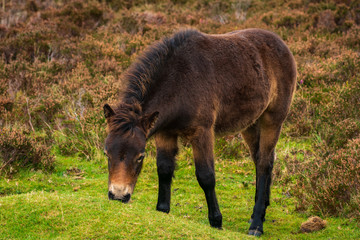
[1,137,359,239]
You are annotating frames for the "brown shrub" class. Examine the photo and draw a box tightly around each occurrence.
[335,4,351,25]
[139,11,166,25]
[276,14,306,28]
[286,96,313,137]
[314,10,336,30]
[0,25,7,38]
[291,137,360,217]
[323,119,360,150]
[0,128,54,176]
[56,1,108,29]
[0,97,13,113]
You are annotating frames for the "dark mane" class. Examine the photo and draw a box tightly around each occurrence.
[109,102,142,136]
[110,29,202,135]
[123,29,202,104]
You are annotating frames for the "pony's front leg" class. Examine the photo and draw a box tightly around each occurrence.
[191,128,222,229]
[155,133,178,213]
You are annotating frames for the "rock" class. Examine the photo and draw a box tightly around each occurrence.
[301,216,327,233]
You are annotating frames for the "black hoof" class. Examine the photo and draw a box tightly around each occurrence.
[249,220,263,237]
[211,224,223,230]
[156,204,170,213]
[209,214,223,229]
[248,230,262,237]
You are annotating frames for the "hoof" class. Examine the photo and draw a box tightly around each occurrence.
[209,220,222,229]
[156,204,170,214]
[211,225,223,230]
[209,214,223,229]
[248,230,262,237]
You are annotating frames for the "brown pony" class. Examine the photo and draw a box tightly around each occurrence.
[103,28,296,236]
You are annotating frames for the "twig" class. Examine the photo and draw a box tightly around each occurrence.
[0,157,15,172]
[0,150,18,172]
[26,98,35,132]
[40,115,52,131]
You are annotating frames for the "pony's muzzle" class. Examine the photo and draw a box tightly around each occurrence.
[108,191,131,203]
[108,184,133,203]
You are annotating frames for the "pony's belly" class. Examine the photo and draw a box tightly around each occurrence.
[214,105,265,135]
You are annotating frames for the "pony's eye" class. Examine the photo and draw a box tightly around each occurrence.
[136,153,145,163]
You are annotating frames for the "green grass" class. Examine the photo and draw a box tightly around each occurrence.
[1,138,359,239]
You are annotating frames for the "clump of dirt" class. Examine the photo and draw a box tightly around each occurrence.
[300,216,327,233]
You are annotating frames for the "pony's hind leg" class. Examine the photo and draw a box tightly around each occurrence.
[155,133,178,213]
[241,122,261,222]
[241,123,260,164]
[191,127,222,229]
[248,112,283,237]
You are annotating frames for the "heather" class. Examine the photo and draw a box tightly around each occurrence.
[0,128,54,176]
[0,0,360,238]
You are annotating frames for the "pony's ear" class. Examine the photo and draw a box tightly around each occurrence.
[103,104,115,120]
[141,111,159,134]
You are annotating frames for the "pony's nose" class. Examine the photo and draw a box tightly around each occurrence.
[108,191,131,203]
[108,191,115,200]
[121,193,131,203]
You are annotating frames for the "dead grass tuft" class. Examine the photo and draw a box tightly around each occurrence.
[300,216,327,233]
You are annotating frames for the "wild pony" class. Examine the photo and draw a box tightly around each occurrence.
[103,28,296,236]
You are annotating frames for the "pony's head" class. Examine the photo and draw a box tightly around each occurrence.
[103,103,158,203]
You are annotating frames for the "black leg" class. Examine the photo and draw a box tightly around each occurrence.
[155,134,178,213]
[251,151,272,225]
[248,118,281,237]
[195,163,223,228]
[191,128,222,229]
[241,124,260,223]
[249,166,272,236]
